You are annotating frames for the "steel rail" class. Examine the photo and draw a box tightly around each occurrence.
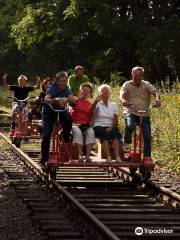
[116,166,180,206]
[0,132,120,240]
[1,131,180,206]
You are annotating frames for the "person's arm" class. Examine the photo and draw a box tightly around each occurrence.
[2,73,9,88]
[89,111,95,125]
[44,94,68,107]
[106,114,119,132]
[44,93,76,107]
[2,74,11,90]
[44,94,58,104]
[33,76,41,89]
[147,82,161,107]
[8,85,15,91]
[151,91,161,107]
[67,76,71,87]
[68,94,78,105]
[106,102,119,132]
[91,94,102,112]
[119,86,132,106]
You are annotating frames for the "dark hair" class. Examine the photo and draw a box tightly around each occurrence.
[55,71,68,81]
[80,82,94,94]
[41,77,52,93]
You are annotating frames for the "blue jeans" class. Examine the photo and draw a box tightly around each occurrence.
[124,114,151,157]
[41,111,72,163]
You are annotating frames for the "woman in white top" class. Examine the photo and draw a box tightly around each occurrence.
[92,84,122,163]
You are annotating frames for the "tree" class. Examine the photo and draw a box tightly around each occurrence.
[0,0,179,84]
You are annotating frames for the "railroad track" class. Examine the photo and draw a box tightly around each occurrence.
[0,131,180,240]
[0,110,180,239]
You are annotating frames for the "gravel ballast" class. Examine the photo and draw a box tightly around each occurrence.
[0,146,46,240]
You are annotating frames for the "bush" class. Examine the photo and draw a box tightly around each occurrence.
[151,93,180,172]
[110,71,127,87]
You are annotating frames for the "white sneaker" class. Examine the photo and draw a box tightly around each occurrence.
[122,144,130,152]
[116,157,123,163]
[106,157,112,163]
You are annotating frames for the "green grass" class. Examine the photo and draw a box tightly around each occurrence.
[151,93,180,172]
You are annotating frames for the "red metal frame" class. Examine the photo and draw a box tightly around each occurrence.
[126,124,154,169]
[12,111,41,141]
[127,126,142,164]
[10,97,41,141]
[47,124,72,167]
[27,120,39,137]
[12,111,24,140]
[45,108,153,169]
[63,123,154,169]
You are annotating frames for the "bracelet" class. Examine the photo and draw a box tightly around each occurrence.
[54,98,59,103]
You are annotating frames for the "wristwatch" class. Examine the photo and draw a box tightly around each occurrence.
[128,102,133,107]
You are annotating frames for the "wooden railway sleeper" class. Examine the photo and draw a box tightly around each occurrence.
[1,133,180,239]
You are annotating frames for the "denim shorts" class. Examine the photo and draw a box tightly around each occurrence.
[94,126,121,143]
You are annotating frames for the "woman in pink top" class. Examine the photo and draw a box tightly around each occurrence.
[71,82,96,162]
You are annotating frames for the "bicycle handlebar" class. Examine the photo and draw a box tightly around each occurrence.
[129,103,157,113]
[40,102,65,113]
[9,96,35,102]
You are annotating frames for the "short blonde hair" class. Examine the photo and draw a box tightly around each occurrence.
[98,84,111,93]
[18,74,27,82]
[131,66,144,75]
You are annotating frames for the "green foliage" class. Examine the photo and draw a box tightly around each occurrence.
[63,0,82,19]
[11,4,55,50]
[110,71,127,86]
[0,0,180,84]
[151,93,180,173]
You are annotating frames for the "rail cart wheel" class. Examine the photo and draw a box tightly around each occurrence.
[49,166,57,180]
[129,167,137,175]
[14,138,21,148]
[141,167,151,180]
